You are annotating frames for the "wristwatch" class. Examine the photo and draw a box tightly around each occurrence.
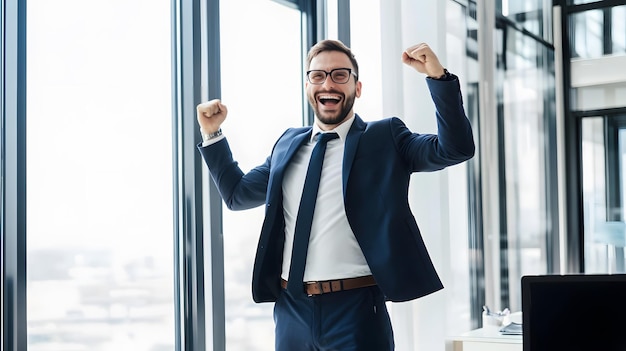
[202,128,223,142]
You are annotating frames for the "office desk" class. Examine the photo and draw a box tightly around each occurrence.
[446,328,522,351]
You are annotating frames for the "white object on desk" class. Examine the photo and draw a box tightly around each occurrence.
[446,328,522,351]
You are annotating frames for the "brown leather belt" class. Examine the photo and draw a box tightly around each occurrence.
[281,275,377,296]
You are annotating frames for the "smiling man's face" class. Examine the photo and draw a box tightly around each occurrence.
[306,50,361,131]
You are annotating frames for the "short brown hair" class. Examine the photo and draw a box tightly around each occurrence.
[306,39,359,80]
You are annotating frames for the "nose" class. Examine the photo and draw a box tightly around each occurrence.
[320,74,336,89]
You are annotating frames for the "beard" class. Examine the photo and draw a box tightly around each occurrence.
[308,90,356,125]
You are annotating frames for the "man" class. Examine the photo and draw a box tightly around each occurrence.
[196,39,474,350]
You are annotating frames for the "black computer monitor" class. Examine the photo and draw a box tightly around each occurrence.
[522,274,626,351]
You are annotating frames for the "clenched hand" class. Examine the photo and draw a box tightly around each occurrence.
[401,43,446,79]
[196,99,228,134]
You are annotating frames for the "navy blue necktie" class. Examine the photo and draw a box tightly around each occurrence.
[287,132,339,295]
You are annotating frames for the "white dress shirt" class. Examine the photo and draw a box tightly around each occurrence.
[280,116,371,281]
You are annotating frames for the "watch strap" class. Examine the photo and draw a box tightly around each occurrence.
[202,128,223,142]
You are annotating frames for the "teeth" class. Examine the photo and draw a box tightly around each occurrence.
[318,95,341,101]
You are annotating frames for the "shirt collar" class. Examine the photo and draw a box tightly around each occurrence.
[310,114,355,142]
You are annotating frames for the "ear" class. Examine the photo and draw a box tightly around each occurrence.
[355,80,362,98]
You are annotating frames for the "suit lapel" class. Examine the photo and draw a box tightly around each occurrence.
[267,129,312,197]
[278,130,311,169]
[342,115,366,198]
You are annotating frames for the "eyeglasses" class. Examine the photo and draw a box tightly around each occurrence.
[306,68,358,85]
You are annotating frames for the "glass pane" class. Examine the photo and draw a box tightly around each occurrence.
[26,1,175,350]
[569,5,626,58]
[500,0,551,42]
[326,0,338,40]
[499,29,555,311]
[570,9,604,59]
[349,0,383,120]
[218,2,302,350]
[582,117,626,274]
[612,5,626,54]
[442,0,476,333]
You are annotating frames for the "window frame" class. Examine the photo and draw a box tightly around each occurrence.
[557,0,626,273]
[1,0,28,350]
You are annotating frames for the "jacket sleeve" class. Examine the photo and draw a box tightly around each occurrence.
[197,138,270,211]
[393,74,475,172]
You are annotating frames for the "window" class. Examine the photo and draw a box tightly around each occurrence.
[582,115,626,274]
[500,0,552,42]
[571,9,604,59]
[570,5,626,59]
[564,2,626,276]
[444,0,478,332]
[496,24,557,311]
[215,1,303,350]
[26,1,175,350]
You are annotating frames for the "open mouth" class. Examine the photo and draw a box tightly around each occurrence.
[317,94,342,107]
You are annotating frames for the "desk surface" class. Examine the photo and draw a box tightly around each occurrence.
[450,327,522,344]
[447,328,522,351]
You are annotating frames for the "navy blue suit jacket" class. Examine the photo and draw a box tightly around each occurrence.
[198,76,475,302]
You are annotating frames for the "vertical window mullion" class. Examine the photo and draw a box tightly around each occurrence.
[603,7,612,54]
[172,0,211,350]
[205,0,226,350]
[1,0,27,350]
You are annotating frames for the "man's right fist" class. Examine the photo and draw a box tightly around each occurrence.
[197,99,228,134]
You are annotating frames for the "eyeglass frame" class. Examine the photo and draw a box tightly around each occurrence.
[305,68,358,85]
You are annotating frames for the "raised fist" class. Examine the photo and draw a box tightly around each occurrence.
[401,43,445,78]
[196,99,228,134]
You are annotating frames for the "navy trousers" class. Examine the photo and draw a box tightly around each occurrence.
[273,285,395,351]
